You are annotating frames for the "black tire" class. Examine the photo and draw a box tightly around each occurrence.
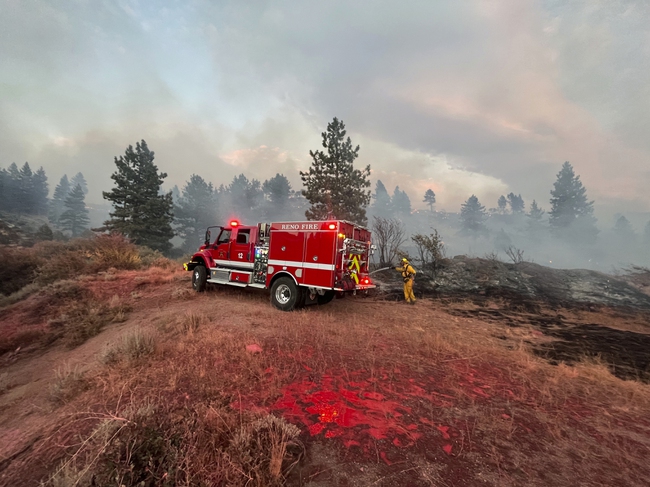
[270,276,299,311]
[192,265,207,292]
[295,287,307,309]
[316,290,336,305]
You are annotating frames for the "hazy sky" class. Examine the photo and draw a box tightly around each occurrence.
[1,0,649,223]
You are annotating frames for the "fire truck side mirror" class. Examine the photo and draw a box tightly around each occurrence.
[370,244,377,255]
[205,230,211,246]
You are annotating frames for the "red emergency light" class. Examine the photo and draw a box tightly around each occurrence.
[230,220,239,227]
[328,223,336,230]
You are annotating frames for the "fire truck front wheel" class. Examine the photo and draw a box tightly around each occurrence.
[270,277,299,311]
[192,266,207,292]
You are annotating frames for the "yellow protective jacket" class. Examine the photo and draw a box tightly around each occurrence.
[396,263,416,282]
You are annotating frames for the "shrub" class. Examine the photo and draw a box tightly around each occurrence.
[36,247,89,285]
[121,327,156,360]
[0,328,44,356]
[0,246,43,295]
[49,363,87,404]
[55,301,113,347]
[230,415,304,485]
[178,312,204,335]
[43,283,131,347]
[137,246,165,268]
[371,216,407,267]
[411,229,446,278]
[35,224,54,242]
[86,234,141,271]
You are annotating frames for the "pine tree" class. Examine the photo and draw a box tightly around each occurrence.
[33,167,49,215]
[171,185,181,205]
[372,180,391,216]
[262,173,292,209]
[17,162,35,213]
[423,189,436,212]
[0,168,9,212]
[613,215,635,239]
[103,140,174,253]
[0,166,24,213]
[526,199,546,235]
[460,195,487,235]
[4,164,20,212]
[497,195,507,214]
[59,184,90,237]
[549,161,598,240]
[224,174,263,217]
[391,186,412,216]
[70,172,88,195]
[301,118,371,224]
[49,175,71,225]
[507,193,525,213]
[35,224,54,241]
[174,174,218,251]
[528,200,545,221]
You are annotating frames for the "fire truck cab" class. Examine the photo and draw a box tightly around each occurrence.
[183,219,376,311]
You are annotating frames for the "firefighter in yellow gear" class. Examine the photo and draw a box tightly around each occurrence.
[395,257,416,304]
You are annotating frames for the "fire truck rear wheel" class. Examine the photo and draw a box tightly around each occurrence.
[317,290,335,305]
[270,277,299,311]
[192,265,207,292]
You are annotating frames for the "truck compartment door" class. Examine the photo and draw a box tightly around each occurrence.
[267,230,305,285]
[302,231,337,288]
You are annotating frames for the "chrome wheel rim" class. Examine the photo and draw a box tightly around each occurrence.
[275,283,291,304]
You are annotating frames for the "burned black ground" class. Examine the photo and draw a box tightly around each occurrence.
[373,257,650,383]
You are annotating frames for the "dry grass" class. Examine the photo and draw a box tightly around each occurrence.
[48,291,132,348]
[0,280,134,354]
[49,363,87,405]
[0,234,174,304]
[121,327,156,359]
[231,415,304,485]
[178,311,206,335]
[101,327,157,364]
[4,273,650,486]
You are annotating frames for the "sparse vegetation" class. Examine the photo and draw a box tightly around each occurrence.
[101,327,157,363]
[0,246,43,295]
[179,311,205,335]
[0,234,170,305]
[411,229,446,278]
[504,245,525,264]
[43,284,132,347]
[371,216,407,267]
[1,235,650,486]
[121,326,156,359]
[49,363,87,404]
[230,415,304,485]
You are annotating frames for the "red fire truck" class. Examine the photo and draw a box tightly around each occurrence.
[183,220,376,311]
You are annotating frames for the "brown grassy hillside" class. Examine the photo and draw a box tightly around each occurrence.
[1,242,650,486]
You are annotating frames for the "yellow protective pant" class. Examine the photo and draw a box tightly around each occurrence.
[403,278,416,303]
